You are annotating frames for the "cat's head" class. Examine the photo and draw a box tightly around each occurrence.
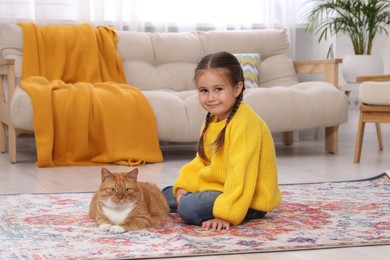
[98,167,141,206]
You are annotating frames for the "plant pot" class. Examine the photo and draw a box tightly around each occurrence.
[342,55,384,83]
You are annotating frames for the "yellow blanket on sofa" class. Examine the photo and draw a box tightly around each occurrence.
[19,23,163,167]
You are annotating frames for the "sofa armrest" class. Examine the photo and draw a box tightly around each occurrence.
[294,59,342,87]
[0,59,16,124]
[0,59,18,161]
[356,74,390,83]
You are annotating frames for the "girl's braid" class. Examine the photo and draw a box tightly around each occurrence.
[226,91,244,126]
[197,112,211,162]
[212,91,243,153]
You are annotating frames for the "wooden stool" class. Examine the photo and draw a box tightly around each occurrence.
[354,76,390,163]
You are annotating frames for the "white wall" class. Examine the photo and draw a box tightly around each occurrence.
[336,34,390,85]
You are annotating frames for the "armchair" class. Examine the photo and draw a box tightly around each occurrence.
[354,74,390,163]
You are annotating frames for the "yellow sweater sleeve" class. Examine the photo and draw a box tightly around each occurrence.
[173,154,205,196]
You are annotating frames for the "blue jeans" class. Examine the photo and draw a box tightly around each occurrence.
[162,186,266,226]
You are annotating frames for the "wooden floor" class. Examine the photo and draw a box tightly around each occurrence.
[1,109,389,260]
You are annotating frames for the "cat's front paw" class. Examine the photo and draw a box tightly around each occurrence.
[110,225,125,233]
[98,223,112,232]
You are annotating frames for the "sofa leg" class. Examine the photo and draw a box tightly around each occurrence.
[282,131,294,145]
[325,126,339,154]
[8,124,17,163]
[0,122,6,153]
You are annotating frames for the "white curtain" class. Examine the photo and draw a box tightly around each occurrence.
[0,0,306,56]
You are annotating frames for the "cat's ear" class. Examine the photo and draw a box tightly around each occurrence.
[126,168,139,181]
[101,168,114,182]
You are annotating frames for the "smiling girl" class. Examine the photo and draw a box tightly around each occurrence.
[162,51,282,231]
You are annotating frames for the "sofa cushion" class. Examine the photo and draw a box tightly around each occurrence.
[244,82,348,132]
[259,54,299,87]
[115,29,299,92]
[198,30,299,88]
[234,53,261,89]
[10,86,34,131]
[117,31,201,92]
[359,81,390,105]
[142,90,205,142]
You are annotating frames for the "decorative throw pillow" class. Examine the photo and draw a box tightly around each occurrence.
[234,53,261,88]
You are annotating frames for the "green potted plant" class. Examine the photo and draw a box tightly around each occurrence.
[301,0,390,82]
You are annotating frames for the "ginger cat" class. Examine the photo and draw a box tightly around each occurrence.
[89,167,169,233]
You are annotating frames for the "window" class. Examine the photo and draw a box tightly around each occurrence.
[0,0,306,31]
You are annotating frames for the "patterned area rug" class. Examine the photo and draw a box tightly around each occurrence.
[1,173,389,259]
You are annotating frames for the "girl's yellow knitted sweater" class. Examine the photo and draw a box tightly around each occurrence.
[173,103,282,225]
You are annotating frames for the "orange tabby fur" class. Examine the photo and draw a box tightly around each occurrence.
[89,167,169,233]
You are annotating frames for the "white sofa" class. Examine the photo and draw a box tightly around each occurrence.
[0,24,348,163]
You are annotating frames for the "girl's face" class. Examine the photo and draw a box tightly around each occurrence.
[196,69,243,121]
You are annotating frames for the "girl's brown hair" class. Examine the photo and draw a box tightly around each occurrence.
[194,51,245,162]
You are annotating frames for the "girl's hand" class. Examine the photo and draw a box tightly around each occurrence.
[175,188,187,205]
[202,218,231,231]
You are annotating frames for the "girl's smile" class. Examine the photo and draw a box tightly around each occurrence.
[196,70,243,121]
